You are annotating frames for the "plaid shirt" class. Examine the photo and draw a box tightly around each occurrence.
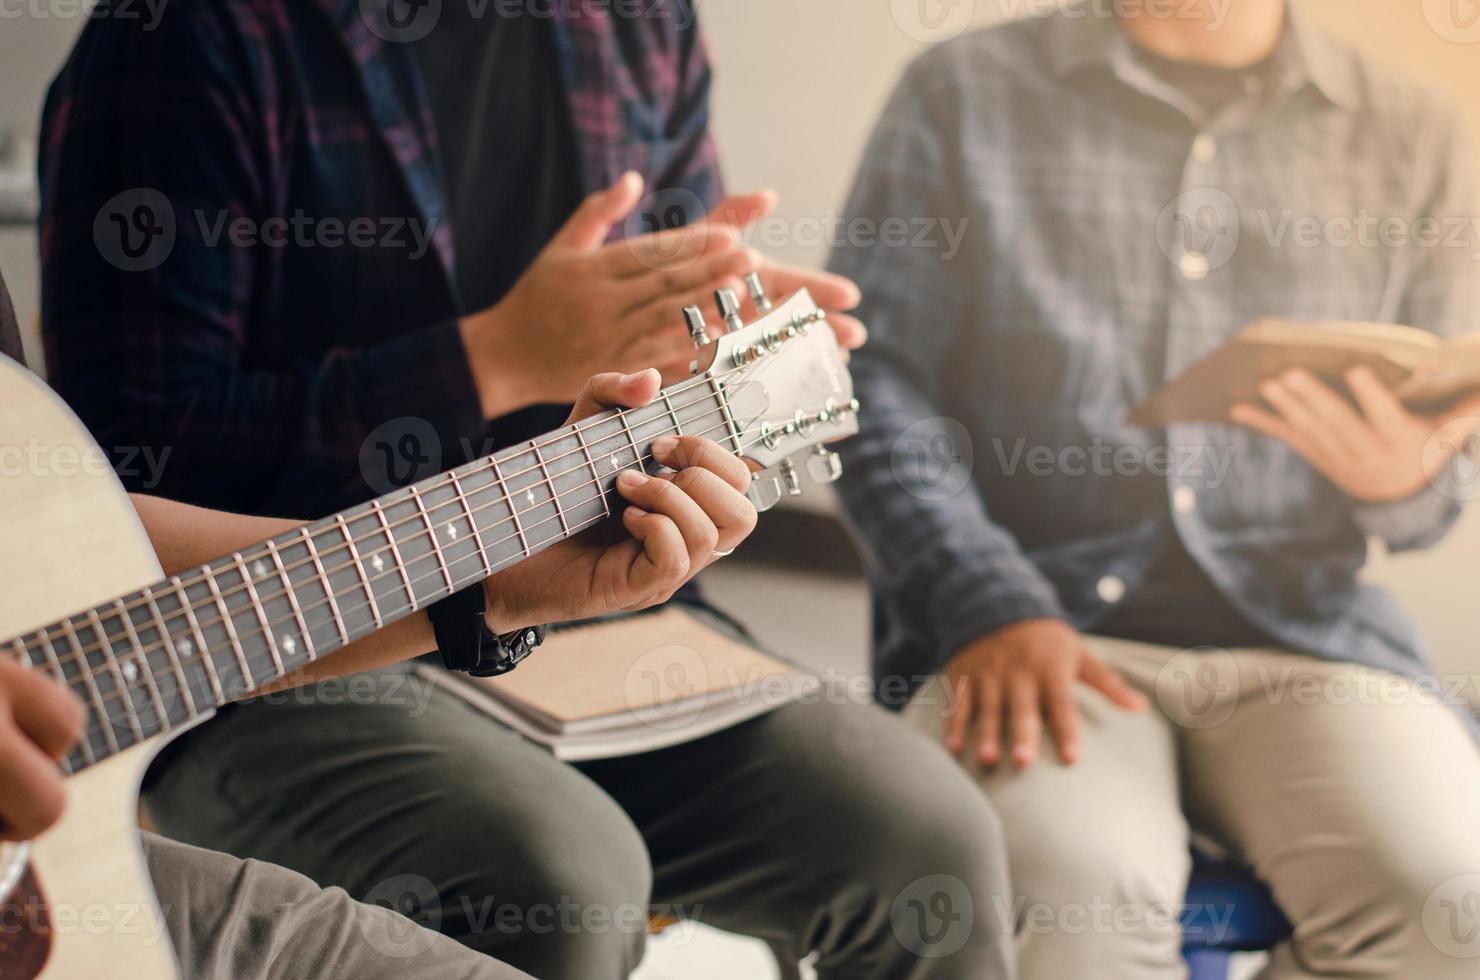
[38,0,721,518]
[831,4,1480,698]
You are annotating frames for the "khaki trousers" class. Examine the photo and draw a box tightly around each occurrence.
[905,637,1480,979]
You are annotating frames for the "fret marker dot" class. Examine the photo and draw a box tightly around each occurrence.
[121,661,139,683]
[525,489,537,507]
[446,524,458,541]
[177,640,192,657]
[282,636,296,655]
[371,554,385,574]
[253,560,270,579]
[609,456,620,472]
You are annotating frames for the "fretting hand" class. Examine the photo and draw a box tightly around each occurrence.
[481,369,757,632]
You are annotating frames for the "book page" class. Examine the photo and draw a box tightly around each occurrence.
[474,608,804,733]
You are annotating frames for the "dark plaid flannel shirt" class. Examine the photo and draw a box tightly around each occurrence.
[38,0,721,519]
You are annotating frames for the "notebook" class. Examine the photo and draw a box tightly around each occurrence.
[418,607,819,761]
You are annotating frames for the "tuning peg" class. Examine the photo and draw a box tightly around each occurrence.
[684,305,710,349]
[807,447,843,484]
[744,272,773,314]
[714,288,744,333]
[779,458,804,497]
[747,472,783,513]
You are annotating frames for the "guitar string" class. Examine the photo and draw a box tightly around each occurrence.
[32,411,829,756]
[25,399,742,692]
[22,342,790,650]
[54,416,807,761]
[24,375,741,652]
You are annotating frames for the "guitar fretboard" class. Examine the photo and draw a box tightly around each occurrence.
[4,379,737,774]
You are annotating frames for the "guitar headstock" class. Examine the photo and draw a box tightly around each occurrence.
[687,278,860,511]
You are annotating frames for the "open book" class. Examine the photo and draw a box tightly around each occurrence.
[1129,318,1480,427]
[417,607,820,761]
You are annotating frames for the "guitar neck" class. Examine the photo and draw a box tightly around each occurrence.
[5,377,736,776]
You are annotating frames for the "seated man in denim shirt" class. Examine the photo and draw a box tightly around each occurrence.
[833,1,1480,977]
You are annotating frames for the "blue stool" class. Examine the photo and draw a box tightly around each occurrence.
[1181,851,1292,980]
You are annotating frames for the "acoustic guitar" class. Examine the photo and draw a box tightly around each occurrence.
[0,287,858,978]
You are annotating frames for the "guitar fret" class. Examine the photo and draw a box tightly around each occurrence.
[371,500,417,611]
[97,605,169,735]
[708,378,746,456]
[492,458,531,556]
[532,441,569,537]
[265,539,316,663]
[301,527,349,645]
[58,620,123,755]
[617,410,644,470]
[143,586,198,719]
[447,471,492,579]
[335,515,382,630]
[408,486,455,594]
[661,390,685,436]
[233,553,285,677]
[79,614,145,744]
[202,565,256,694]
[39,630,97,766]
[573,426,611,519]
[173,577,225,705]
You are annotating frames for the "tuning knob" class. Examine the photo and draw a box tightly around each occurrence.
[807,447,843,484]
[747,473,784,513]
[745,272,773,314]
[779,458,804,497]
[715,288,744,333]
[684,305,710,349]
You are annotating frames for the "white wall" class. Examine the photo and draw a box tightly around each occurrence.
[3,2,1478,674]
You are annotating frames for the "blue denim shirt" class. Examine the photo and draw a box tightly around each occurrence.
[830,4,1480,704]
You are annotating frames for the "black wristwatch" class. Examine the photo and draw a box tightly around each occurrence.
[427,586,545,677]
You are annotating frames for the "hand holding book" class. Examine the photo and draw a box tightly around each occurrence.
[1229,365,1480,503]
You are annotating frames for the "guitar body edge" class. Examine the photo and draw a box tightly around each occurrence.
[0,356,184,978]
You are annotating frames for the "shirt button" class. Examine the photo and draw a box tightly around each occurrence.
[1173,485,1198,515]
[1096,575,1127,604]
[1191,133,1218,163]
[1178,251,1211,281]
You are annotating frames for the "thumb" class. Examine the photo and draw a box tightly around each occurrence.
[552,171,645,251]
[566,369,662,424]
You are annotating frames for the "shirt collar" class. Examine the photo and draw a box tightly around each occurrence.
[1044,0,1358,114]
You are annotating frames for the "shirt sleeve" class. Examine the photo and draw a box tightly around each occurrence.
[829,60,1067,675]
[1351,97,1480,552]
[37,10,484,514]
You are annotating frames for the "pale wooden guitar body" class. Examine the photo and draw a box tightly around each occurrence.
[0,355,182,979]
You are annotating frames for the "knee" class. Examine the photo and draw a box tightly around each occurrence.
[1296,847,1480,979]
[436,800,653,974]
